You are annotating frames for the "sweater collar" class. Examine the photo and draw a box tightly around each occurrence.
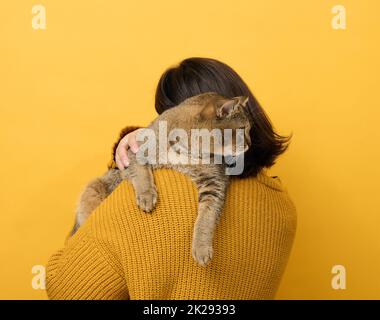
[256,170,284,191]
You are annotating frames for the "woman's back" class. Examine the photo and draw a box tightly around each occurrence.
[46,169,296,299]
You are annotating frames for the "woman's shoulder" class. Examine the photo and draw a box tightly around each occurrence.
[228,170,297,226]
[150,168,285,190]
[231,170,285,192]
[147,168,289,199]
[150,169,296,216]
[85,168,296,234]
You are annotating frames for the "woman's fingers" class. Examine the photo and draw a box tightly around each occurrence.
[115,129,142,170]
[128,129,141,153]
[117,137,130,168]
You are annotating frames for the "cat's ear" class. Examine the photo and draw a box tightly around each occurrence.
[236,96,249,107]
[217,96,249,118]
[199,96,249,120]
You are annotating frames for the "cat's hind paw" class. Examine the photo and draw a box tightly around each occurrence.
[136,188,157,213]
[192,243,214,267]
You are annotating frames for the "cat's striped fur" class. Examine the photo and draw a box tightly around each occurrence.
[74,92,252,266]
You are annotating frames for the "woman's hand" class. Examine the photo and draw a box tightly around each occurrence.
[115,128,143,170]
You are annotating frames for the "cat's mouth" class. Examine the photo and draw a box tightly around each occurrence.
[224,154,236,165]
[223,146,248,165]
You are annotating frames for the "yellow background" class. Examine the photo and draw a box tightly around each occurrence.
[0,0,379,299]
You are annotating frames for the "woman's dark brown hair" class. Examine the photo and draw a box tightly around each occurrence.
[155,57,291,178]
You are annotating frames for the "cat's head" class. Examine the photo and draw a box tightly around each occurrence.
[191,92,252,158]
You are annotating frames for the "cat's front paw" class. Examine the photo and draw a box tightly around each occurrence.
[136,188,157,213]
[192,242,214,267]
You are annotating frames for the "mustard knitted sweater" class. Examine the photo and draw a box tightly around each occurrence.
[46,169,296,300]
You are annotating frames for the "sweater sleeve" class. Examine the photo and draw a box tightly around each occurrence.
[46,231,129,300]
[107,125,141,169]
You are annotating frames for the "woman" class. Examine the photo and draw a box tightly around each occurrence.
[46,57,297,300]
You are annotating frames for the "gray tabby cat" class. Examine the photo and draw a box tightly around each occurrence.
[74,92,252,266]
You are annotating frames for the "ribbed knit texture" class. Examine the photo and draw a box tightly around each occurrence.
[46,169,297,300]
